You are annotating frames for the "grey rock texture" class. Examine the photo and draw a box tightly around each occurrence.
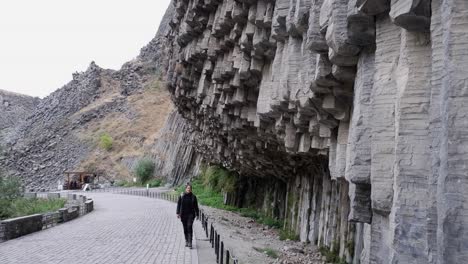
[1,63,115,190]
[149,110,201,186]
[0,60,170,191]
[0,90,40,142]
[162,0,468,263]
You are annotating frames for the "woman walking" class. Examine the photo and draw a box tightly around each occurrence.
[176,183,199,249]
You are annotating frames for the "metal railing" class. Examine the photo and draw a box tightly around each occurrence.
[201,209,239,264]
[87,187,239,264]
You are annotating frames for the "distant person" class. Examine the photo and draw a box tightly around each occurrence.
[176,183,199,249]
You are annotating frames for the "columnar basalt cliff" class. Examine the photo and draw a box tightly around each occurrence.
[0,90,40,141]
[149,110,202,185]
[163,0,468,263]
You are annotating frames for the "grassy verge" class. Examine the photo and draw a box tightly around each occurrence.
[175,178,238,211]
[319,243,347,264]
[116,178,163,188]
[253,247,279,259]
[279,228,300,241]
[1,198,66,220]
[175,175,283,229]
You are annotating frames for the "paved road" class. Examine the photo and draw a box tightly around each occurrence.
[0,193,195,264]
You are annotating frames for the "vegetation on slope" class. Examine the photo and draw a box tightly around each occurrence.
[175,165,283,230]
[135,158,155,184]
[0,175,66,220]
[77,77,173,181]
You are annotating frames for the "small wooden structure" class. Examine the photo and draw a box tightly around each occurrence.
[63,172,97,190]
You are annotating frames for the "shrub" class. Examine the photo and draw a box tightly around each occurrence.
[201,165,238,193]
[0,176,22,200]
[99,133,113,151]
[239,208,261,219]
[261,217,283,229]
[279,228,300,241]
[116,180,128,187]
[319,243,347,264]
[124,181,137,187]
[148,179,162,188]
[135,158,155,184]
[0,175,22,220]
[0,199,12,220]
[253,247,279,259]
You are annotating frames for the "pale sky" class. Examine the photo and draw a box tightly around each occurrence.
[0,0,171,98]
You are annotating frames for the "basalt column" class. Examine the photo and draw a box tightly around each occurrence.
[162,0,468,263]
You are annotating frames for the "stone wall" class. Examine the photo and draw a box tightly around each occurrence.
[162,0,468,263]
[0,214,43,241]
[0,193,94,243]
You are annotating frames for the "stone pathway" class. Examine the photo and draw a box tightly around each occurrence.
[0,193,195,264]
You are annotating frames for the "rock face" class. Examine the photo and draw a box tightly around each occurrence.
[162,0,468,263]
[0,90,40,141]
[0,59,176,191]
[0,1,180,191]
[1,63,119,190]
[149,110,201,185]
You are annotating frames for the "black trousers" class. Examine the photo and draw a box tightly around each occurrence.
[181,214,195,241]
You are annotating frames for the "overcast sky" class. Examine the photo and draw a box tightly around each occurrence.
[0,0,171,98]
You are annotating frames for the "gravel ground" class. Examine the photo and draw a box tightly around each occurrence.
[201,206,327,264]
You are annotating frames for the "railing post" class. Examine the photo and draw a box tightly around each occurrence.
[210,225,214,246]
[216,234,220,262]
[220,241,224,264]
[226,250,230,264]
[214,231,218,260]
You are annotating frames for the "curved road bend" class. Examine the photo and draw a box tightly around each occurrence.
[0,193,196,264]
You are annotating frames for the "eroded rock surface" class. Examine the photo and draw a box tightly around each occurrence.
[0,90,40,142]
[162,0,468,263]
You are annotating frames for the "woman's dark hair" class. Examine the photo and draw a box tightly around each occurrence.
[185,183,192,188]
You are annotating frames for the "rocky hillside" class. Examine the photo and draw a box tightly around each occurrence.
[162,0,468,263]
[0,1,179,191]
[0,60,174,190]
[0,90,40,142]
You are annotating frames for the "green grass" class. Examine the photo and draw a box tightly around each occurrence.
[135,158,155,184]
[279,228,300,241]
[0,175,23,219]
[0,176,21,200]
[175,179,238,211]
[1,198,66,220]
[253,247,279,259]
[175,177,283,229]
[99,133,113,151]
[319,243,347,264]
[148,179,162,188]
[115,180,128,187]
[116,178,163,188]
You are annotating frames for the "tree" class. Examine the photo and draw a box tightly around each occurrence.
[0,174,22,200]
[135,158,155,184]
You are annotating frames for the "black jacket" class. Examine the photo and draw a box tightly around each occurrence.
[176,192,199,218]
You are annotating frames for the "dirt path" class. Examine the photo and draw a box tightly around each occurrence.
[201,206,326,264]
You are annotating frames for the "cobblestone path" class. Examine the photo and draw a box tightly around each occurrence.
[0,193,195,264]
